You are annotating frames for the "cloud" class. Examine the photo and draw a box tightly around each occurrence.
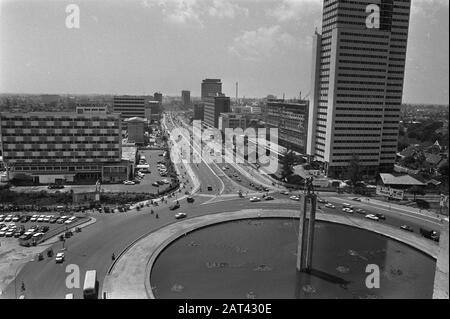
[208,0,249,19]
[268,0,322,22]
[228,25,297,62]
[140,0,249,26]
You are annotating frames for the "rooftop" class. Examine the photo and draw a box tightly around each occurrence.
[379,173,425,186]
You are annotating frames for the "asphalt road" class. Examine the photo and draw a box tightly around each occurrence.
[2,190,442,299]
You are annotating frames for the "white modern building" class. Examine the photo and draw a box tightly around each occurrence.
[307,0,411,179]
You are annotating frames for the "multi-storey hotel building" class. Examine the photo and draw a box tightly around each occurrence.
[307,0,411,179]
[0,112,132,184]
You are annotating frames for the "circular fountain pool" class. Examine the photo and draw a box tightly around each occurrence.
[150,218,435,299]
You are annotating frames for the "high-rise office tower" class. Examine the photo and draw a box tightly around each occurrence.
[201,79,222,100]
[182,90,191,108]
[307,0,411,179]
[204,95,231,128]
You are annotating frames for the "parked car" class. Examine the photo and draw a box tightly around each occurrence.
[152,182,160,187]
[207,185,213,191]
[123,180,135,185]
[325,203,335,209]
[290,196,300,201]
[318,198,327,203]
[249,197,261,202]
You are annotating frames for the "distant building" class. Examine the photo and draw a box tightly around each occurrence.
[113,95,151,121]
[201,79,222,100]
[204,95,231,128]
[182,90,191,108]
[193,103,204,121]
[0,112,133,184]
[266,99,309,154]
[153,92,163,103]
[148,101,161,121]
[124,117,146,145]
[76,100,109,115]
[218,113,246,132]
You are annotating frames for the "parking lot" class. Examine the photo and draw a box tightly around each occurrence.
[0,212,83,245]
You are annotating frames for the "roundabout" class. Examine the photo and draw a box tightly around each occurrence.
[102,208,439,299]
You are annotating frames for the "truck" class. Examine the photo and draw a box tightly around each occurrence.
[420,228,440,242]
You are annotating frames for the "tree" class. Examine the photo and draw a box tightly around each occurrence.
[347,154,362,187]
[409,185,425,201]
[280,149,295,179]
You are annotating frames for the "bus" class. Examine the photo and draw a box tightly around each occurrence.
[83,270,98,299]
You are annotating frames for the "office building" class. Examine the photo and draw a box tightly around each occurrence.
[201,79,222,100]
[307,0,411,178]
[113,95,151,121]
[124,117,146,145]
[0,112,133,184]
[266,99,309,154]
[218,113,247,132]
[193,103,204,121]
[182,90,191,108]
[204,95,231,128]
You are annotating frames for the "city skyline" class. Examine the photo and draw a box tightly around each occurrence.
[0,0,448,104]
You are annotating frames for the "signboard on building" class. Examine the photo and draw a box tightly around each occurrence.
[376,185,404,200]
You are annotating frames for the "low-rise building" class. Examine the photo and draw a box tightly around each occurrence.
[218,113,246,132]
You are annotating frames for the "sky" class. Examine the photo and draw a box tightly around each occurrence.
[0,0,448,104]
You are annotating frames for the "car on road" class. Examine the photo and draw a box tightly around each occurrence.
[342,208,354,214]
[400,225,414,232]
[375,213,386,220]
[264,196,274,201]
[325,203,335,209]
[169,202,180,210]
[318,198,327,203]
[249,197,261,202]
[186,196,195,203]
[365,214,379,221]
[55,252,65,263]
[352,197,361,202]
[123,180,135,185]
[290,195,300,201]
[48,184,64,189]
[355,208,366,215]
[342,203,353,209]
[175,212,187,220]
